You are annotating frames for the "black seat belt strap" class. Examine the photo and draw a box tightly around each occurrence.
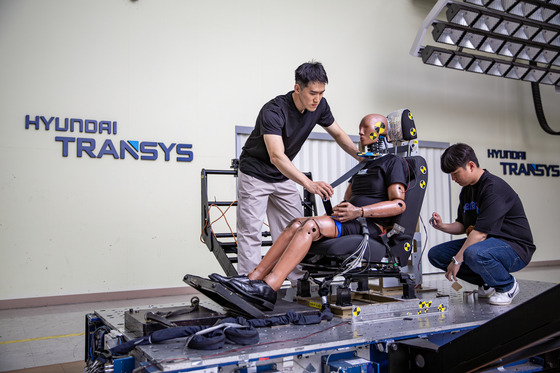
[323,159,372,215]
[330,159,370,188]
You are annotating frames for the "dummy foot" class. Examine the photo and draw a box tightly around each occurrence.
[209,273,277,311]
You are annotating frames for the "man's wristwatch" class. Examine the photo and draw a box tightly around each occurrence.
[452,256,462,265]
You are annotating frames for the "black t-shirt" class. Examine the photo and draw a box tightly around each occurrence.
[456,170,536,264]
[348,154,409,227]
[239,91,335,182]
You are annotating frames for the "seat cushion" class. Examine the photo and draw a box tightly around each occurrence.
[308,235,387,262]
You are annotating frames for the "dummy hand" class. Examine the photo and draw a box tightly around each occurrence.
[332,202,361,223]
[445,262,461,282]
[305,181,334,200]
[430,212,442,229]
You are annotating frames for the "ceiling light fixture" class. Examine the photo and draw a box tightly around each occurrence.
[411,0,560,135]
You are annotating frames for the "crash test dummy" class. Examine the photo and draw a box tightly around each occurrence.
[211,113,410,310]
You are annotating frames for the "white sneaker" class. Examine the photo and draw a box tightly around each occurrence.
[478,285,495,298]
[489,279,519,305]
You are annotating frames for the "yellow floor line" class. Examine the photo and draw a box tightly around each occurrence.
[0,332,85,345]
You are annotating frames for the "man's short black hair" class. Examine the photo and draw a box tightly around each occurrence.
[441,143,480,174]
[295,61,328,88]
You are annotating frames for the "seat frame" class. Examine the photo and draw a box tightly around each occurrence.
[299,146,428,301]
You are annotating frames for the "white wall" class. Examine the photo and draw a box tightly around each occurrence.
[1,0,558,301]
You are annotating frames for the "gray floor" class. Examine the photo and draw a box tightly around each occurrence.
[1,266,559,372]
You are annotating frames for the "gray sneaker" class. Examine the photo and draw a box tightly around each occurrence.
[489,279,519,305]
[478,285,495,298]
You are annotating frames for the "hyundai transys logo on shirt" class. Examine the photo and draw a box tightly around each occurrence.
[25,115,193,162]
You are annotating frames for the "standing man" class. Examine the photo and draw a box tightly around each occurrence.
[236,61,360,282]
[428,143,535,305]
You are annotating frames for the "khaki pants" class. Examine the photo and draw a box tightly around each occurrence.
[236,171,306,282]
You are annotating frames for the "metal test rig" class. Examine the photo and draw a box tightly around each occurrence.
[85,129,560,373]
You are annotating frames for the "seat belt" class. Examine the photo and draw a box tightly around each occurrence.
[322,158,374,215]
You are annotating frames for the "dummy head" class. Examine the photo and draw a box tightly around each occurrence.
[359,113,388,147]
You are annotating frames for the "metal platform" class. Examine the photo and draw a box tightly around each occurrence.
[90,278,558,373]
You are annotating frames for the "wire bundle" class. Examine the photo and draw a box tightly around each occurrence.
[338,218,370,276]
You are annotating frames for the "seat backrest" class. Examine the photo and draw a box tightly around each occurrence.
[384,155,428,266]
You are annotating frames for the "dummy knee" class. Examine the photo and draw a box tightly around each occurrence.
[285,218,304,231]
[281,218,305,235]
[298,218,322,240]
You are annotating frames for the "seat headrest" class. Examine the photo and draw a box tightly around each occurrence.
[386,109,417,142]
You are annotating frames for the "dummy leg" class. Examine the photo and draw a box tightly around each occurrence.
[264,217,337,290]
[248,218,305,281]
[208,217,336,311]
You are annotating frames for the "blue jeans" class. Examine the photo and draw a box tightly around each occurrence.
[427,238,526,293]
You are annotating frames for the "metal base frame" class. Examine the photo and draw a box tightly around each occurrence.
[389,283,560,372]
[86,279,559,373]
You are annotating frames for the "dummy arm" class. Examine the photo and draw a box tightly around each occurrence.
[333,183,406,223]
[362,183,406,218]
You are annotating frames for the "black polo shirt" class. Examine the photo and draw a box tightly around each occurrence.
[239,91,334,183]
[457,170,536,264]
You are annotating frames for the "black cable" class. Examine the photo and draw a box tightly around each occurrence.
[531,82,560,136]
